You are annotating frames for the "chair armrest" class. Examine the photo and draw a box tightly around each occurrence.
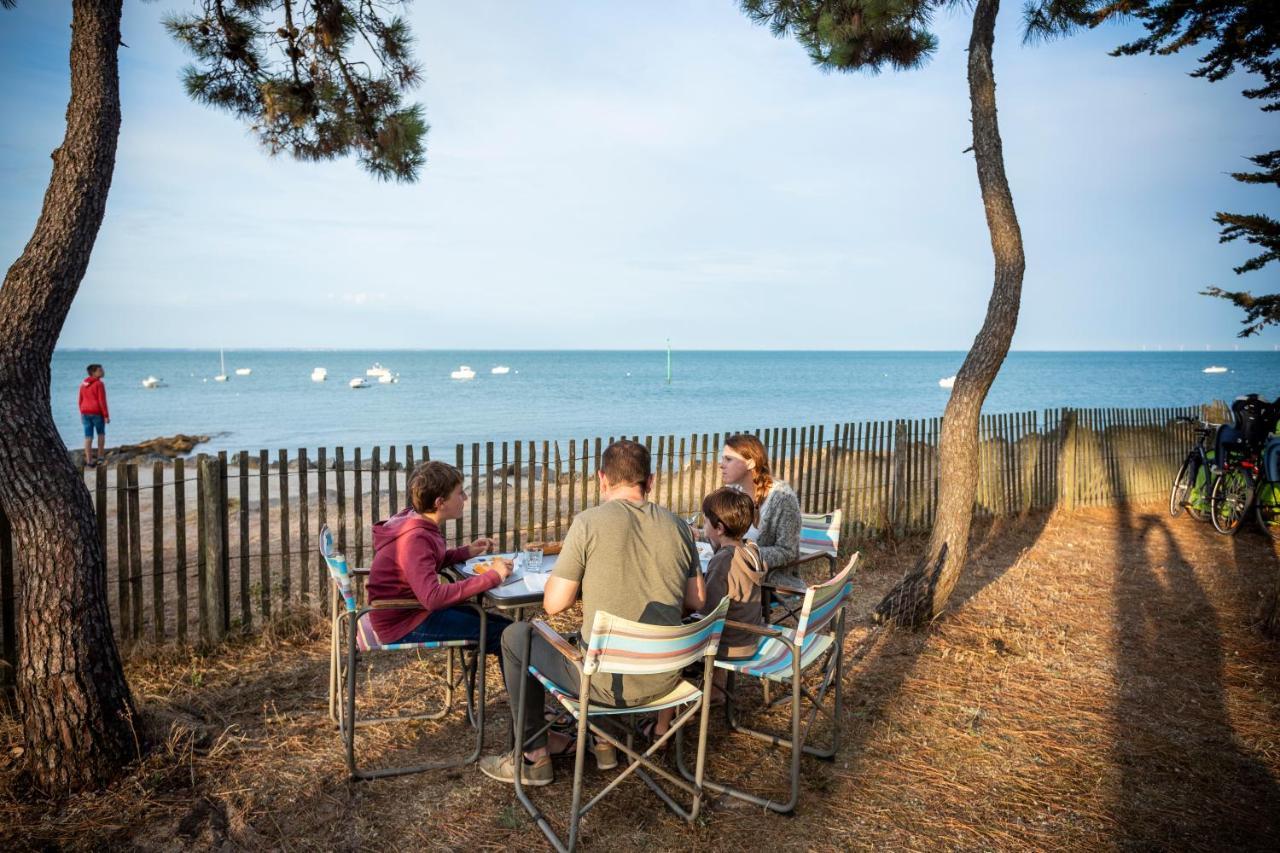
[760,574,808,595]
[772,551,835,574]
[350,566,371,576]
[532,620,583,664]
[369,598,426,610]
[724,619,785,639]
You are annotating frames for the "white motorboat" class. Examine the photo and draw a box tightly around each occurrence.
[311,367,328,382]
[378,372,399,384]
[214,348,228,382]
[141,376,162,389]
[1203,366,1228,374]
[938,375,956,389]
[450,365,476,380]
[491,365,511,375]
[349,377,369,389]
[234,368,252,376]
[367,362,392,378]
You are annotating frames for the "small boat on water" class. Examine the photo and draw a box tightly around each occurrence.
[1203,366,1228,374]
[235,368,252,376]
[142,376,162,389]
[378,372,399,384]
[311,367,328,382]
[938,375,956,389]
[451,365,476,380]
[367,363,392,379]
[349,377,369,389]
[214,348,228,382]
[491,365,511,375]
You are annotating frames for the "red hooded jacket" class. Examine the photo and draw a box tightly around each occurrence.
[79,376,109,419]
[365,507,501,643]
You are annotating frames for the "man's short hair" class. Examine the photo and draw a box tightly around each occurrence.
[408,460,464,514]
[600,439,650,491]
[701,486,757,539]
[86,363,102,376]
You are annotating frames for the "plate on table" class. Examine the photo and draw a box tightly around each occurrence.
[461,554,524,586]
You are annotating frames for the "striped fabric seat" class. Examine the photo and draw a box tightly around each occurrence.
[321,524,478,654]
[720,566,853,682]
[798,509,842,556]
[687,556,859,816]
[525,601,728,717]
[717,629,835,682]
[585,605,727,676]
[530,665,702,717]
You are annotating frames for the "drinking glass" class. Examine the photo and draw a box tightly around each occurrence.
[523,546,545,574]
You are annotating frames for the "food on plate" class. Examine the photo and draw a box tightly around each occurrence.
[474,557,511,575]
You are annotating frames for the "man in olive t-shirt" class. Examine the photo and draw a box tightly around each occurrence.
[480,439,703,786]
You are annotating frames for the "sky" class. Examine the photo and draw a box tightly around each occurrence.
[1,1,1277,351]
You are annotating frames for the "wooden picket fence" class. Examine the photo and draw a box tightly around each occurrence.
[0,404,1207,676]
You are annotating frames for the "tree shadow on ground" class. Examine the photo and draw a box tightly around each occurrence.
[1107,488,1280,848]
[833,509,1052,779]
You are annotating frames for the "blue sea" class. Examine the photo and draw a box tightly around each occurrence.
[52,350,1280,455]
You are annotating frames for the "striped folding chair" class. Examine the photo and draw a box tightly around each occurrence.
[320,524,488,780]
[513,598,731,853]
[680,555,858,814]
[763,508,843,624]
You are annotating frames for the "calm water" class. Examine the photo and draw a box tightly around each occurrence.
[52,350,1280,454]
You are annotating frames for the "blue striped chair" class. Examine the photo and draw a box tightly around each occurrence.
[680,555,859,813]
[321,524,488,780]
[513,598,731,853]
[764,508,844,624]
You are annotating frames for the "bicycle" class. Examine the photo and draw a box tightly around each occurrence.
[1255,436,1280,540]
[1169,416,1218,521]
[1210,449,1260,536]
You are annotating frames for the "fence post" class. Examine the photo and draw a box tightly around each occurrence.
[1057,410,1079,511]
[198,455,227,645]
[891,420,908,534]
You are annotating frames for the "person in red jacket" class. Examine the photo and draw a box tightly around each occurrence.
[78,363,110,467]
[365,460,513,654]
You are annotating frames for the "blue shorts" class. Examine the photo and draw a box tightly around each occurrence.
[82,414,105,438]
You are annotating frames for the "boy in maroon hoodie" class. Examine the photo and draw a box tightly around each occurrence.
[365,460,513,653]
[78,363,109,467]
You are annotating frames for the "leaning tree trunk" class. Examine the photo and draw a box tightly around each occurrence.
[0,0,139,792]
[876,0,1026,627]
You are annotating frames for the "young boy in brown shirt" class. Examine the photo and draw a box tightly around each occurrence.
[650,486,764,739]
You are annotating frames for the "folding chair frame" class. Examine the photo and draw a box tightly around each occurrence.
[332,599,489,781]
[512,614,724,853]
[680,559,856,814]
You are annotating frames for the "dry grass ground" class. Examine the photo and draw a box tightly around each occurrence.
[2,503,1278,851]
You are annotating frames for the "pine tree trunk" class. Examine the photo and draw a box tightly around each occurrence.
[876,0,1025,627]
[0,0,140,792]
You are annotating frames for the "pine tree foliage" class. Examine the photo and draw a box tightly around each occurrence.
[739,0,940,72]
[165,0,427,182]
[1026,0,1280,336]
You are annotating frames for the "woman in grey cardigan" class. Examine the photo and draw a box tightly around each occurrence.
[720,434,800,572]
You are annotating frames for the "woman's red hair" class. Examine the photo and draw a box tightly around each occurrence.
[725,433,773,506]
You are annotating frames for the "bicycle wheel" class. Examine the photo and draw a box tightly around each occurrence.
[1256,482,1280,541]
[1169,457,1194,517]
[1211,470,1255,536]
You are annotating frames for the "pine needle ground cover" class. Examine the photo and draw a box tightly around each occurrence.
[2,505,1278,850]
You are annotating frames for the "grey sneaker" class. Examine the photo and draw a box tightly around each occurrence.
[479,752,553,787]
